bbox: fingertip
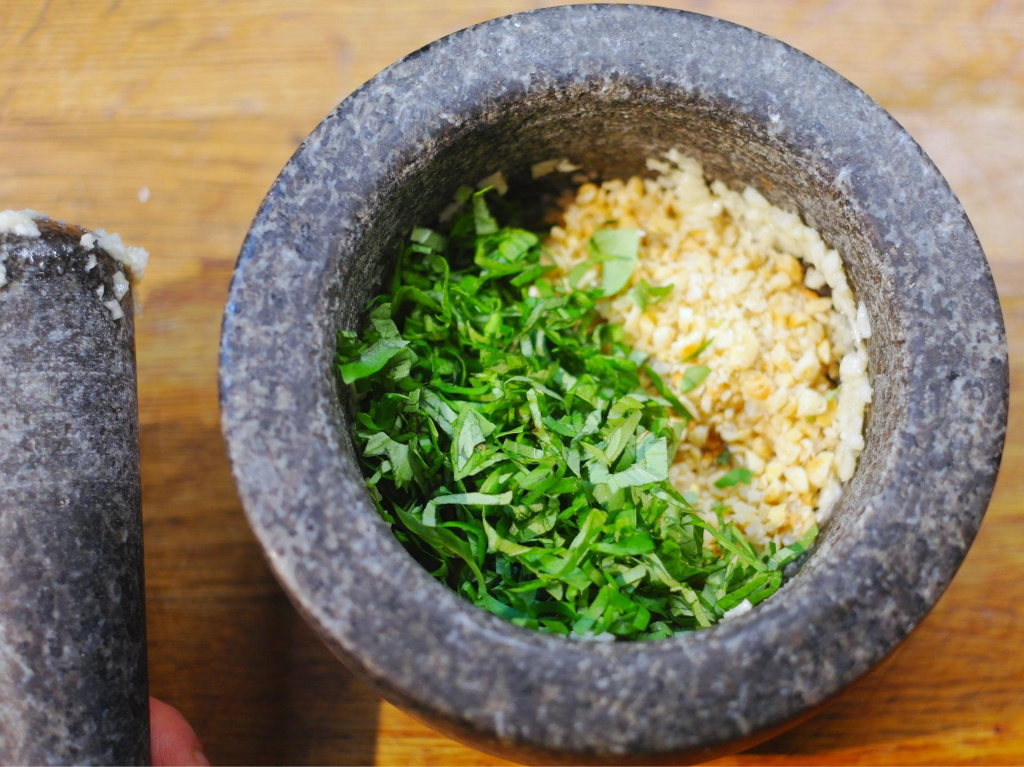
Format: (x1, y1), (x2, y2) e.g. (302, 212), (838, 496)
(149, 696), (208, 766)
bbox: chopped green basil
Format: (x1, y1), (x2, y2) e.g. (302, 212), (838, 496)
(682, 337), (713, 362)
(681, 365), (711, 393)
(714, 467), (756, 489)
(630, 279), (674, 311)
(568, 227), (641, 296)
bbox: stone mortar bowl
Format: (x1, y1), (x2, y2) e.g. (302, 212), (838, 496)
(219, 5), (1008, 764)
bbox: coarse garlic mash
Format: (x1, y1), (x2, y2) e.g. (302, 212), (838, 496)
(545, 152), (872, 548)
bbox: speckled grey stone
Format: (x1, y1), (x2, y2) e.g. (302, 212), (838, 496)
(219, 5), (1008, 764)
(0, 220), (149, 765)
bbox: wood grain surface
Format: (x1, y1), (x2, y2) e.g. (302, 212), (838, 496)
(2, 1), (1022, 764)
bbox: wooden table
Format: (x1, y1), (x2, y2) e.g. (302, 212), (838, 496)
(2, 1), (1021, 764)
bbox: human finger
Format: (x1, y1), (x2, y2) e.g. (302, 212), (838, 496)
(149, 696), (209, 766)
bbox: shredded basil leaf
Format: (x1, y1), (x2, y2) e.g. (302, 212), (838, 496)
(682, 337), (713, 362)
(714, 467), (756, 488)
(568, 227), (641, 296)
(681, 365), (711, 393)
(630, 279), (674, 311)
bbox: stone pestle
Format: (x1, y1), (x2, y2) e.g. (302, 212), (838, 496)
(0, 213), (150, 765)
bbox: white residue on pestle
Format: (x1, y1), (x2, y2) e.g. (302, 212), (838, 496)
(0, 210), (42, 238)
(103, 300), (124, 320)
(88, 229), (149, 280)
(2, 210), (148, 319)
(112, 271), (130, 300)
(90, 230), (148, 318)
(0, 210), (43, 288)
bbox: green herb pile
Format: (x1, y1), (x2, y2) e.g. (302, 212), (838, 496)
(337, 190), (815, 639)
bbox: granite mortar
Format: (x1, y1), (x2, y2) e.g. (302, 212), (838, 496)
(219, 6), (1008, 763)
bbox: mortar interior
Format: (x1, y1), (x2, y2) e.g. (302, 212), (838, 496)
(321, 89), (898, 594)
